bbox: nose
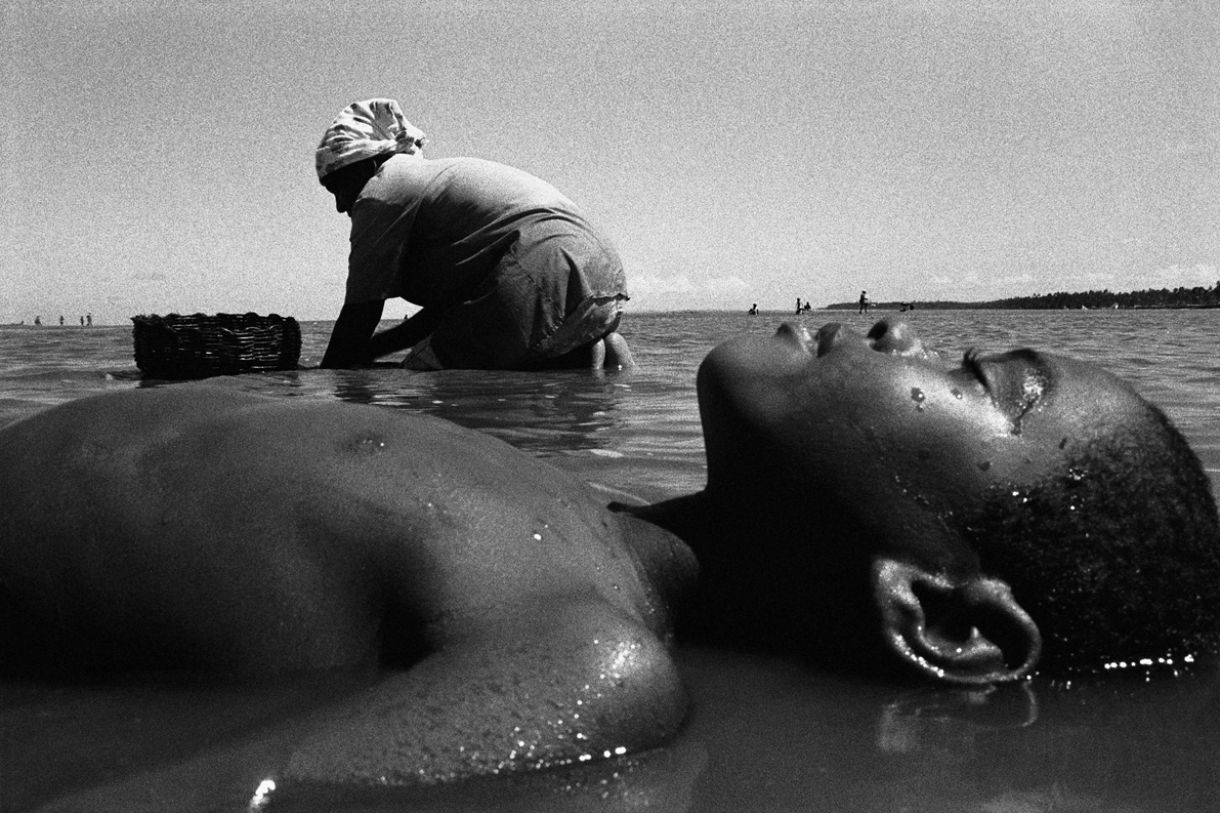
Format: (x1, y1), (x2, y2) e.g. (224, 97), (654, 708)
(867, 319), (933, 359)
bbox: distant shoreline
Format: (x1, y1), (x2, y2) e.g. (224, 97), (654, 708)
(5, 292), (1216, 328)
(825, 284), (1219, 312)
(824, 302), (1220, 311)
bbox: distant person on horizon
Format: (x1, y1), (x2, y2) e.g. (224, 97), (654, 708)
(859, 291), (869, 314)
(749, 303), (759, 315)
(315, 98), (633, 371)
(795, 298), (802, 315)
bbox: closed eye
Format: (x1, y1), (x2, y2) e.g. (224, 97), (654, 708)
(961, 349), (1051, 432)
(963, 348), (987, 387)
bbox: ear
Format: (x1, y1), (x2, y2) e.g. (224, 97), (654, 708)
(872, 557), (1042, 685)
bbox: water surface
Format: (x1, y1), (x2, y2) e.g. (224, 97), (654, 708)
(1, 309), (1217, 812)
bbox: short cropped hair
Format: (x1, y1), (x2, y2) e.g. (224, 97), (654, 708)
(965, 403), (1220, 675)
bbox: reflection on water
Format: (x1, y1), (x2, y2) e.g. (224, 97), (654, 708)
(875, 682), (1040, 756)
(1, 310), (1218, 811)
(325, 367), (633, 455)
(7, 653), (1217, 812)
(676, 649), (1220, 813)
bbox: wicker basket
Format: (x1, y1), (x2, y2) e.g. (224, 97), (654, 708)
(132, 312), (301, 379)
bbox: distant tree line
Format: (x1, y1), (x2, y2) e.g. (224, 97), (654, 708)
(827, 282), (1219, 311)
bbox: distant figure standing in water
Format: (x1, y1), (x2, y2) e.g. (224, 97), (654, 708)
(795, 298), (803, 315)
(859, 291), (869, 314)
(748, 303), (759, 315)
(316, 98), (633, 371)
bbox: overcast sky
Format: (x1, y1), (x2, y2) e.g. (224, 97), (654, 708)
(2, 0), (1216, 323)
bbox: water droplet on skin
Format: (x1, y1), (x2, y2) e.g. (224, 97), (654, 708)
(910, 387), (926, 410)
(950, 388), (963, 399)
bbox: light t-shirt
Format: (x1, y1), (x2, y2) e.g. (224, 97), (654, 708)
(344, 155), (623, 308)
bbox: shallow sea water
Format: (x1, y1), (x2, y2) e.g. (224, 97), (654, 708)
(1, 309), (1218, 812)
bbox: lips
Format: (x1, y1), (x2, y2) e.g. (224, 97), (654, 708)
(775, 322), (815, 355)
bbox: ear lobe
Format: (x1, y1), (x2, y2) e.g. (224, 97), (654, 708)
(872, 557), (1042, 685)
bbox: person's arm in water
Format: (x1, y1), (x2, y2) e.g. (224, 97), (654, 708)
(321, 301), (383, 368)
(321, 301), (444, 368)
(368, 307), (443, 359)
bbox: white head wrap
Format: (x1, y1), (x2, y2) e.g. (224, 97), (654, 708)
(316, 98), (427, 181)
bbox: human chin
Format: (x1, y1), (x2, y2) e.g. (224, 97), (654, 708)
(697, 331), (819, 444)
(702, 325), (816, 381)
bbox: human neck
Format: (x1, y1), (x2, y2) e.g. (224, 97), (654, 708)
(627, 488), (802, 563)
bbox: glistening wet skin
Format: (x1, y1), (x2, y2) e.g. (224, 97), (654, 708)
(962, 348), (1052, 434)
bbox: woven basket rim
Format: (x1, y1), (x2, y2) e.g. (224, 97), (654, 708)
(132, 312), (301, 379)
(131, 311), (298, 323)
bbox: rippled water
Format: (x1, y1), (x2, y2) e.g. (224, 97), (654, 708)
(1, 309), (1218, 812)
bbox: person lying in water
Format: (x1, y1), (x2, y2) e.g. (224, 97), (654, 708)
(0, 319), (1216, 789)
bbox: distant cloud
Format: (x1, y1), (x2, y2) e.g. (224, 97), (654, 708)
(630, 273), (751, 296)
(1148, 263), (1218, 288)
(1167, 140), (1214, 158)
(628, 273), (752, 310)
(928, 275), (967, 286)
